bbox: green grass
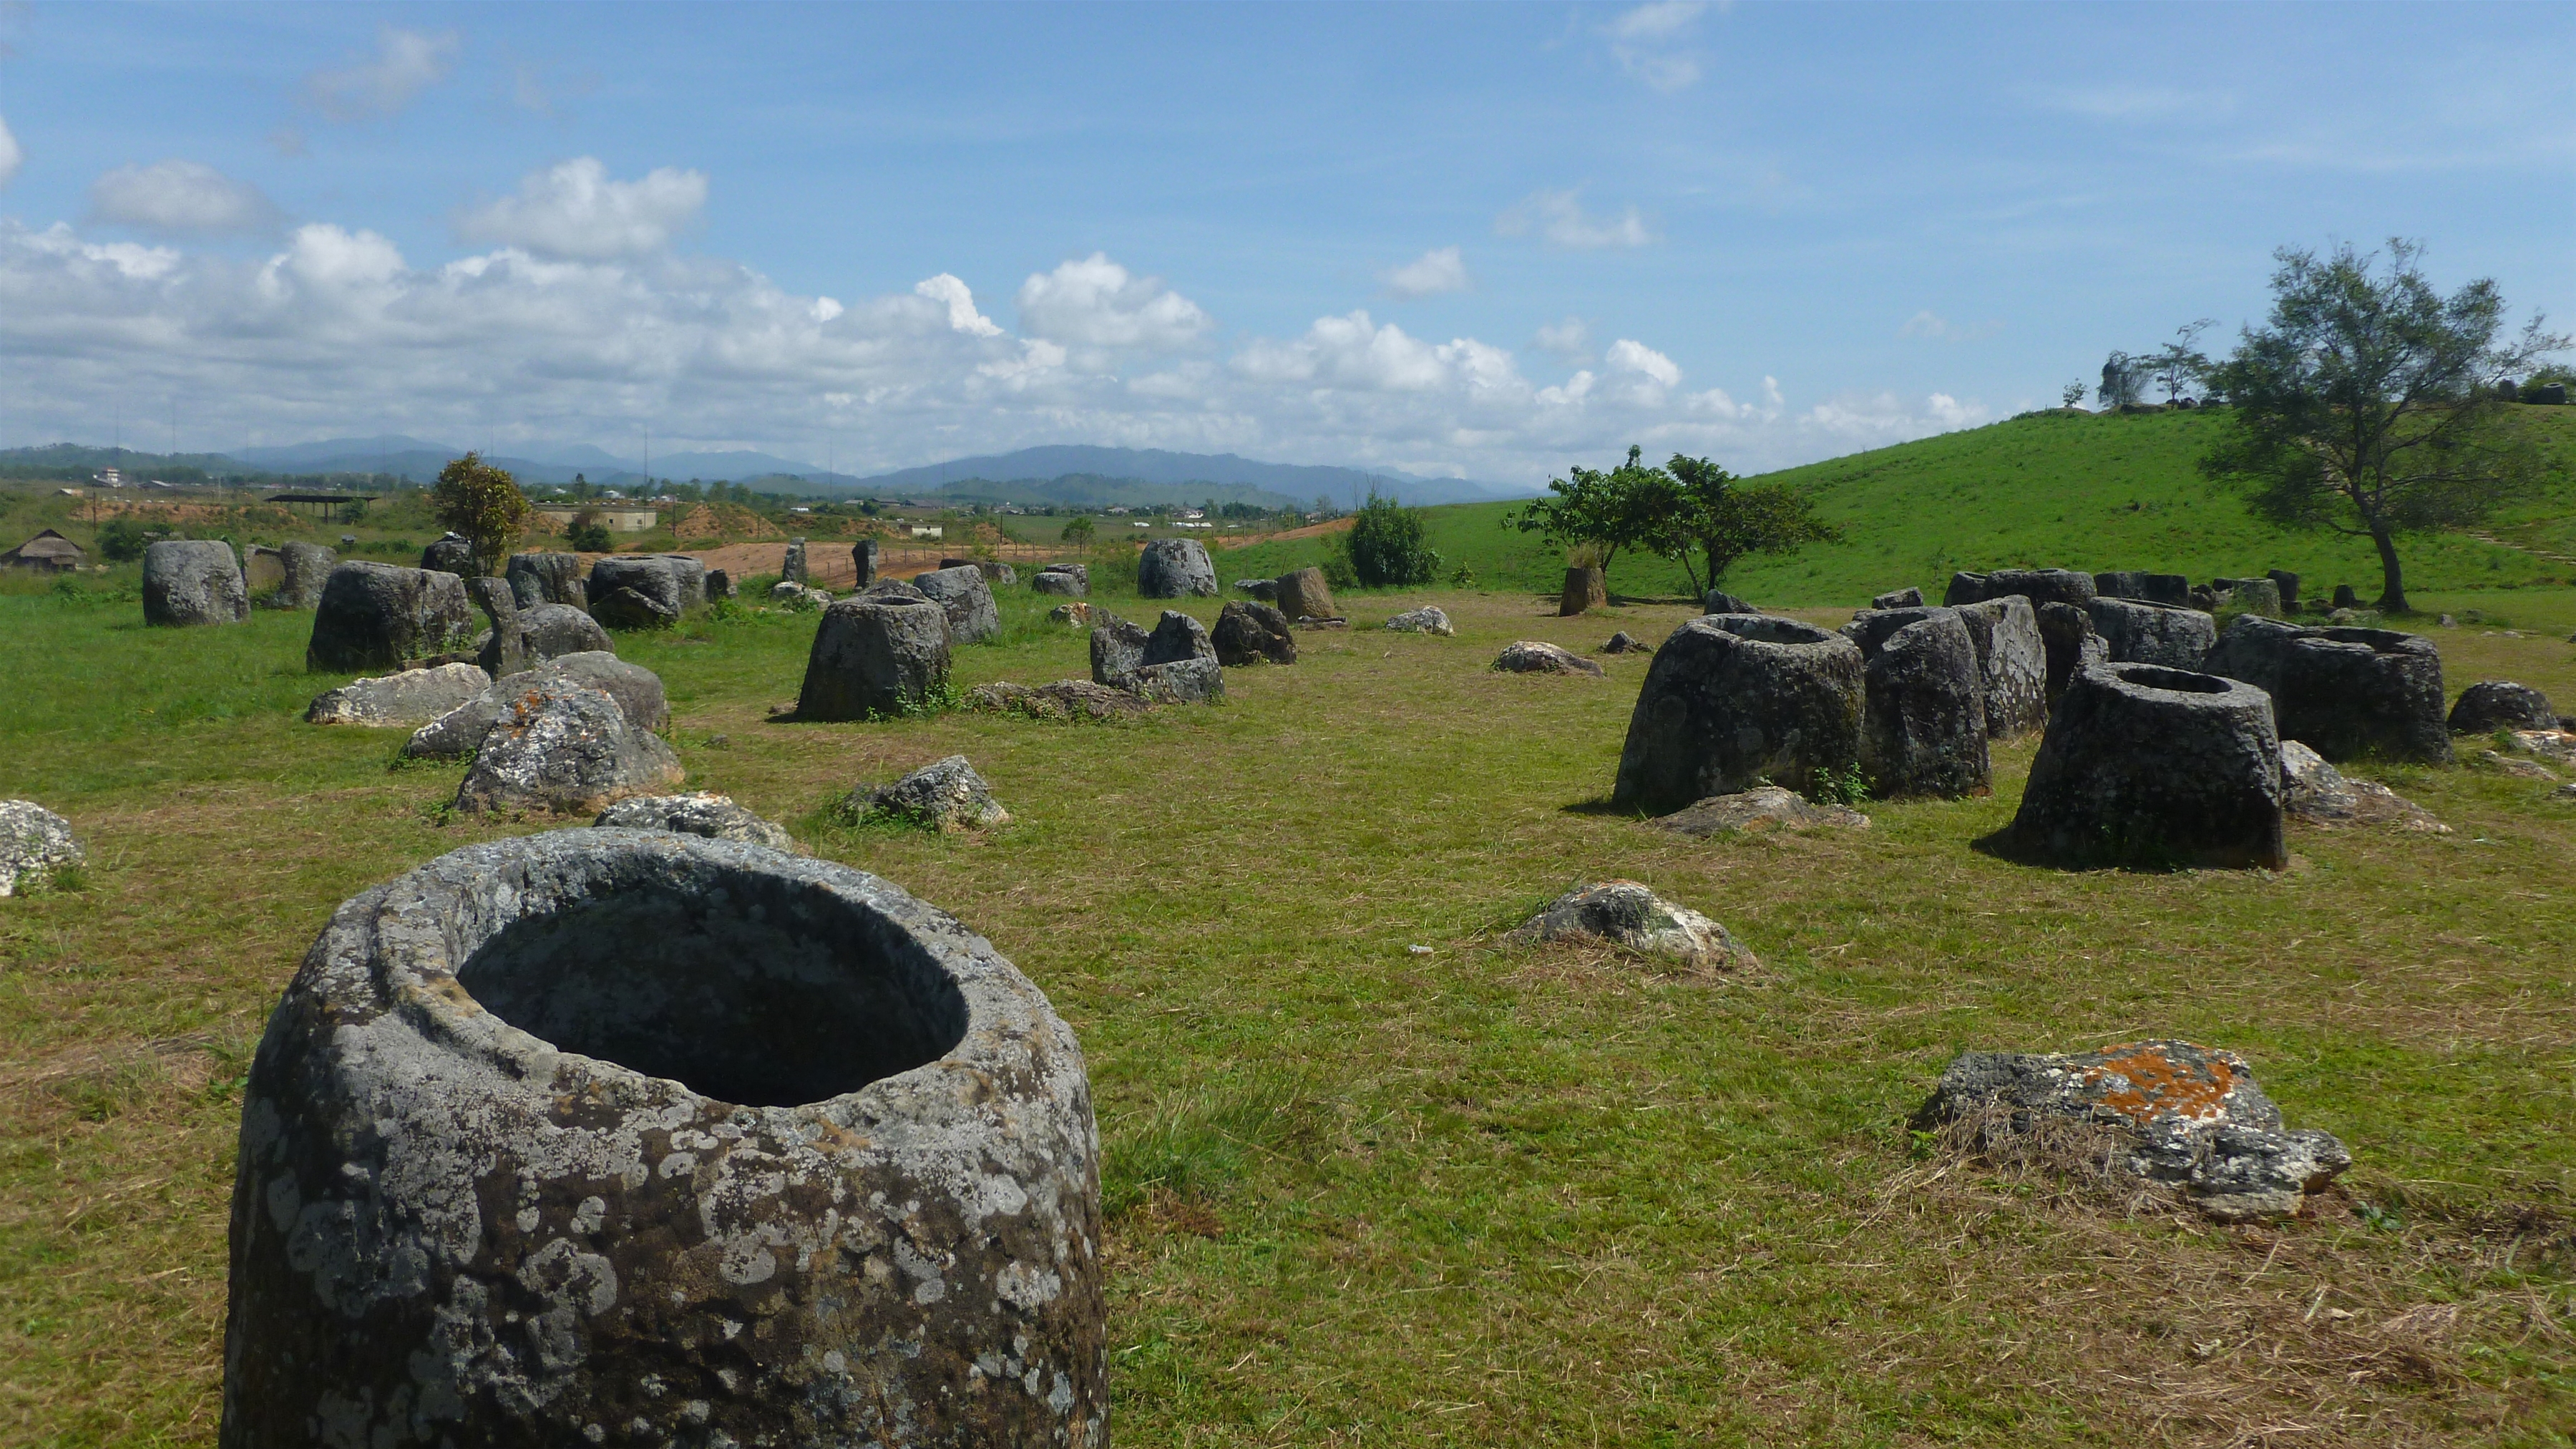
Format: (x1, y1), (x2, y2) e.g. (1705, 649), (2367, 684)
(4, 571), (2575, 1445)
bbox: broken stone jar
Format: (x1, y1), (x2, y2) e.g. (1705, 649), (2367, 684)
(222, 829), (1104, 1448)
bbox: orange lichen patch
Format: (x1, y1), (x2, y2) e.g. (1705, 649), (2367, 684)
(2080, 1043), (2238, 1126)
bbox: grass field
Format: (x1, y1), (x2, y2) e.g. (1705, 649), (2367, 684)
(4, 563), (2575, 1445)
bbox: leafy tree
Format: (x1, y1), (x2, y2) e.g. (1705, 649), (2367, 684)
(95, 517), (160, 562)
(2060, 381), (2088, 409)
(431, 452), (532, 574)
(1060, 514), (1097, 546)
(1343, 489), (1442, 587)
(1503, 445), (1675, 577)
(2202, 239), (2567, 613)
(2145, 319), (2217, 403)
(2097, 351), (2145, 408)
(565, 509), (613, 553)
(1658, 454), (1842, 597)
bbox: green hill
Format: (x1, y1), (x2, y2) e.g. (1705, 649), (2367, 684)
(1216, 405), (2576, 609)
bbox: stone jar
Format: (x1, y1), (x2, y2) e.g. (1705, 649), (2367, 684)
(2084, 596), (2216, 670)
(308, 562), (475, 671)
(1845, 608), (1989, 798)
(220, 830), (1104, 1448)
(2273, 627), (2451, 764)
(1136, 538), (1219, 598)
(507, 552), (587, 610)
(798, 596), (952, 721)
(277, 542), (339, 610)
(1951, 596), (2048, 738)
(912, 565), (1001, 645)
(2008, 663), (2286, 869)
(144, 540), (250, 626)
(1272, 565), (1337, 623)
(1612, 615), (1865, 815)
(1558, 566), (1607, 618)
(852, 538), (881, 590)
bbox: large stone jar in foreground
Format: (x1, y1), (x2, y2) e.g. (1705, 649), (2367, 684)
(2008, 662), (2285, 869)
(222, 831), (1104, 1448)
(1613, 615), (1865, 815)
(799, 595), (952, 721)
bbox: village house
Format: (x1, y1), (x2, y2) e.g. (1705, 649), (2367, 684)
(1, 529), (87, 571)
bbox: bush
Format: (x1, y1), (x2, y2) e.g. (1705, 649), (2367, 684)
(1343, 492), (1441, 587)
(564, 513), (613, 552)
(95, 517), (161, 562)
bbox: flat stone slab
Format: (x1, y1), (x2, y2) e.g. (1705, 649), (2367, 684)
(1385, 606), (1454, 636)
(0, 800), (84, 897)
(968, 680), (1153, 722)
(304, 662), (493, 727)
(1652, 786), (1870, 836)
(1494, 640), (1603, 675)
(1508, 880), (1756, 970)
(847, 755), (1012, 831)
(594, 792), (796, 852)
(2281, 741), (2449, 832)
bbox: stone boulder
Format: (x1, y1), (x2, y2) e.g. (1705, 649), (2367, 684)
(1612, 615), (1865, 814)
(1559, 566), (1607, 617)
(914, 565), (1002, 645)
(2215, 577), (2284, 616)
(2281, 740), (2448, 832)
(0, 800), (84, 897)
(496, 603), (611, 672)
(405, 654), (669, 760)
(1702, 589), (1755, 615)
(2034, 600), (2107, 702)
(1953, 597), (2049, 738)
(846, 755), (1012, 830)
(1986, 567), (2098, 608)
(2267, 569), (2301, 612)
(1508, 881), (1756, 970)
(968, 680), (1153, 722)
(595, 791), (796, 852)
(1032, 567), (1086, 597)
(1043, 562), (1088, 589)
(704, 569), (735, 600)
(2199, 613), (2308, 699)
(1143, 609), (1216, 665)
(588, 555), (705, 619)
(1234, 577), (1278, 602)
(1494, 640), (1605, 676)
(588, 585), (678, 630)
(770, 578), (810, 605)
(2271, 628), (2452, 763)
(452, 680), (684, 815)
(1129, 657), (1225, 705)
(1846, 609), (1989, 798)
(142, 540), (249, 626)
(420, 532), (475, 576)
(1600, 630), (1649, 653)
(244, 545), (288, 597)
(220, 831), (1102, 1448)
(2448, 680), (2556, 735)
(852, 537), (880, 588)
(783, 539), (809, 585)
(1650, 786), (1869, 836)
(2331, 584), (2361, 610)
(1090, 613), (1151, 686)
(275, 542), (337, 610)
(1213, 601), (1297, 665)
(1385, 606), (1454, 636)
(2092, 571), (2192, 608)
(1919, 1041), (2349, 1221)
(2007, 663), (2285, 869)
(2084, 596), (2216, 670)
(1048, 601), (1096, 628)
(305, 663), (493, 727)
(506, 552), (587, 610)
(861, 577), (927, 602)
(796, 596), (952, 722)
(1138, 538), (1219, 598)
(1943, 571), (1990, 607)
(1870, 586), (1924, 610)
(307, 562), (476, 672)
(1272, 565), (1337, 621)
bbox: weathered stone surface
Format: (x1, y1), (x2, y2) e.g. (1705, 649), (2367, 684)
(1234, 577), (1278, 602)
(796, 597), (952, 722)
(420, 532), (475, 576)
(452, 681), (684, 814)
(1031, 568), (1086, 597)
(1558, 566), (1606, 617)
(1702, 590), (1755, 615)
(2266, 569), (2301, 611)
(2479, 750), (2558, 780)
(860, 577), (927, 602)
(2200, 613), (2308, 700)
(0, 800), (84, 897)
(1494, 640), (1606, 676)
(220, 830), (1102, 1448)
(1652, 786), (1869, 836)
(1920, 1040), (2350, 1220)
(1385, 606), (1454, 636)
(1983, 567), (2097, 609)
(2273, 628), (2451, 763)
(1953, 597), (2049, 738)
(1089, 614), (1151, 686)
(1508, 880), (1756, 970)
(968, 680), (1152, 722)
(782, 539), (809, 585)
(852, 538), (880, 589)
(1038, 562), (1084, 590)
(405, 654), (670, 760)
(2281, 740), (2449, 832)
(2511, 728), (2576, 765)
(848, 755), (1012, 829)
(276, 542), (337, 610)
(1214, 601), (1298, 665)
(2331, 584), (2361, 610)
(308, 562), (477, 672)
(2034, 600), (2107, 702)
(2084, 596), (2216, 670)
(703, 569), (736, 600)
(2092, 571), (2192, 607)
(143, 540), (249, 626)
(975, 560), (1018, 587)
(1850, 610), (1990, 798)
(1143, 609), (1216, 666)
(770, 578), (808, 604)
(1600, 630), (1649, 653)
(2449, 680), (2556, 734)
(506, 552), (587, 610)
(1943, 571), (1989, 607)
(1047, 601), (1096, 628)
(594, 791), (795, 852)
(914, 565), (1001, 645)
(1272, 565), (1337, 622)
(1131, 656), (1226, 705)
(245, 545), (289, 596)
(1613, 615), (1865, 814)
(588, 586), (678, 630)
(306, 663), (493, 727)
(2216, 577), (2284, 616)
(469, 577), (531, 678)
(588, 556), (704, 620)
(2009, 663), (2286, 869)
(1138, 538), (1219, 598)
(1871, 586), (1924, 610)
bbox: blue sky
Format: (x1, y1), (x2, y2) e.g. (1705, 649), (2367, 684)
(0, 2), (2567, 484)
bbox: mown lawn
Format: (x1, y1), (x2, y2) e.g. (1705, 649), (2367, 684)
(3, 576), (2573, 1446)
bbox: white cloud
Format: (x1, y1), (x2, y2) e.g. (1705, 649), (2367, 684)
(1380, 245), (1470, 299)
(1533, 317), (1591, 364)
(1605, 1), (1706, 92)
(1897, 310), (2003, 342)
(1496, 188), (1657, 250)
(1604, 338), (1682, 389)
(1016, 253), (1211, 349)
(0, 114), (21, 190)
(1800, 390), (1991, 446)
(914, 273), (1002, 336)
(89, 160), (284, 236)
(456, 158), (708, 260)
(308, 26), (459, 122)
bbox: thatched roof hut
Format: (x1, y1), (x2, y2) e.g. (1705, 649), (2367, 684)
(2, 530), (85, 571)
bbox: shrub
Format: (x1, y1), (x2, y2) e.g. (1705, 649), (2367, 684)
(96, 517), (160, 562)
(1343, 492), (1441, 587)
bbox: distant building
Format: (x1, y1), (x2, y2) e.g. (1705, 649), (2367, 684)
(3, 529), (86, 571)
(92, 467), (126, 488)
(536, 507), (658, 533)
(908, 524), (945, 540)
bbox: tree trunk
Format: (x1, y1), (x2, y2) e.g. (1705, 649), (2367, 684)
(2370, 525), (2408, 613)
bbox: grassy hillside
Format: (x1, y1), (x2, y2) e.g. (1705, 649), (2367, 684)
(1218, 405), (2576, 609)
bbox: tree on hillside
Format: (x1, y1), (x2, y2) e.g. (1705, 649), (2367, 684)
(2202, 239), (2567, 613)
(2098, 352), (2146, 408)
(1061, 514), (1096, 546)
(1503, 445), (1677, 578)
(1344, 489), (1442, 587)
(2146, 319), (2217, 403)
(431, 452), (532, 575)
(1658, 454), (1842, 598)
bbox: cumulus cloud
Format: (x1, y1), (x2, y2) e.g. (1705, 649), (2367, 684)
(1605, 1), (1706, 92)
(89, 160), (284, 236)
(308, 26), (459, 122)
(0, 114), (21, 190)
(1016, 253), (1211, 349)
(1380, 245), (1470, 299)
(456, 157), (708, 260)
(1604, 338), (1682, 388)
(1496, 188), (1657, 250)
(1533, 316), (1591, 364)
(914, 273), (1002, 336)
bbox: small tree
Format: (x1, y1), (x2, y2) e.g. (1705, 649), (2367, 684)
(1503, 445), (1674, 578)
(2060, 381), (2088, 409)
(1061, 514), (1096, 547)
(2202, 239), (2567, 613)
(2145, 319), (2217, 404)
(2097, 352), (2146, 408)
(1343, 489), (1441, 587)
(1658, 455), (1841, 597)
(565, 509), (613, 553)
(431, 452), (532, 575)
